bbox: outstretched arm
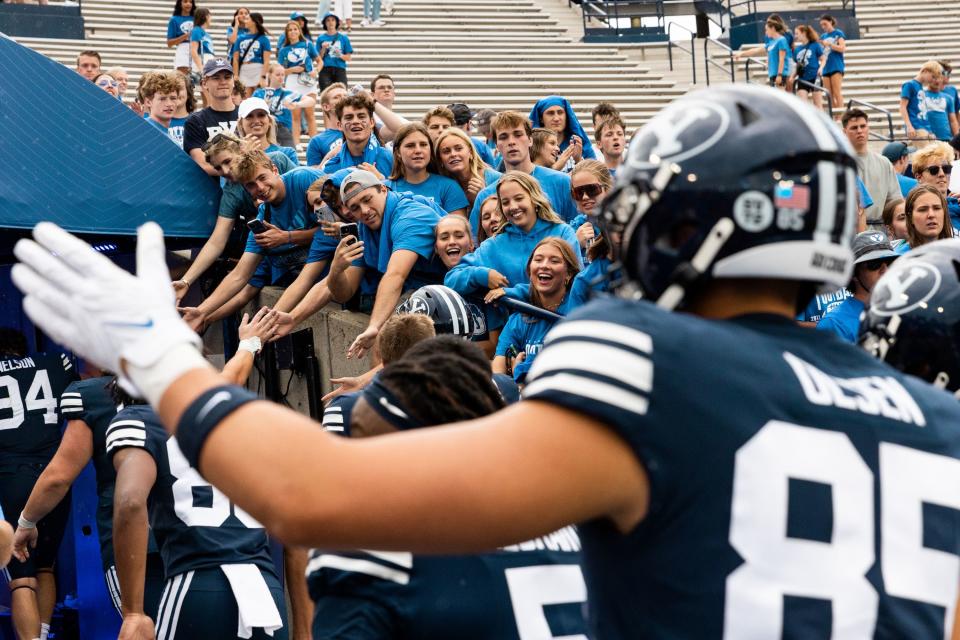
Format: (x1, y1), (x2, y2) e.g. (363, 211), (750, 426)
(112, 448), (157, 634)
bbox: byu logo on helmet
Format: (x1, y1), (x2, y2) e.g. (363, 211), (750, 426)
(629, 100), (730, 169)
(407, 297), (430, 315)
(870, 263), (942, 316)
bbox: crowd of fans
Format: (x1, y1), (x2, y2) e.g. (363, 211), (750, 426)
(4, 4), (960, 639)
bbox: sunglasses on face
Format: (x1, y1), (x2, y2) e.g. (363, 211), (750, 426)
(572, 183), (604, 200)
(97, 79), (118, 88)
(925, 164), (953, 176)
(862, 259), (891, 272)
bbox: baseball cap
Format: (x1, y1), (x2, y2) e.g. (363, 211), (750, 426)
(881, 141), (916, 163)
(238, 97), (271, 119)
(290, 10), (306, 19)
(341, 169), (383, 202)
(448, 103), (473, 126)
(852, 231), (899, 265)
(202, 57), (233, 78)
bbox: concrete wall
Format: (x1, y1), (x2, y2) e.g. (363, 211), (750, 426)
(251, 287), (374, 416)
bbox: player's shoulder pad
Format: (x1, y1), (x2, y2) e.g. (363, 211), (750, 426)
(106, 405), (162, 456)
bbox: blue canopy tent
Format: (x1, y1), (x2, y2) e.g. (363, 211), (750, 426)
(0, 34), (222, 639)
(0, 33), (220, 248)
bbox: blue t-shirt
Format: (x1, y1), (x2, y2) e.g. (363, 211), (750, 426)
(901, 79), (928, 131)
(166, 15), (193, 41)
(921, 90), (956, 140)
(896, 173), (918, 198)
(265, 144), (300, 166)
(469, 165), (576, 234)
(856, 176), (874, 210)
(569, 256), (618, 307)
(796, 288), (852, 323)
(765, 36), (790, 78)
(321, 137), (393, 176)
(226, 25), (248, 41)
(820, 29), (846, 75)
(815, 296), (865, 343)
(482, 167), (502, 186)
(944, 85), (960, 115)
(233, 33), (272, 64)
(306, 129), (344, 166)
(278, 42), (314, 72)
(252, 86), (299, 130)
(189, 25), (214, 56)
(147, 118), (181, 147)
(386, 174), (469, 213)
(356, 192), (445, 290)
(315, 32), (353, 69)
(496, 292), (579, 382)
(244, 168), (323, 257)
(471, 137), (497, 167)
(167, 116), (187, 149)
(793, 42), (823, 83)
(307, 230), (339, 265)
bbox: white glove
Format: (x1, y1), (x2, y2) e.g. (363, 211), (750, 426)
(11, 222), (210, 405)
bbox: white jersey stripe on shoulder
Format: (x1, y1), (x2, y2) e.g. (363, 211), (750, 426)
(545, 320), (652, 354)
(362, 550), (414, 569)
(60, 392), (81, 398)
(306, 554), (410, 585)
(60, 399), (83, 407)
(61, 407), (84, 414)
(324, 426), (345, 433)
(165, 570), (193, 640)
(107, 420), (147, 433)
(324, 406), (343, 414)
(524, 372), (650, 417)
(322, 413), (344, 425)
(107, 427), (148, 443)
(106, 437), (147, 453)
(529, 341), (653, 394)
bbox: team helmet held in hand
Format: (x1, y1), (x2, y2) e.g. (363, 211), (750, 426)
(599, 84), (859, 310)
(860, 238), (960, 395)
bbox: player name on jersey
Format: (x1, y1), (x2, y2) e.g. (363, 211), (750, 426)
(0, 356), (36, 372)
(784, 352), (926, 426)
(501, 526), (581, 553)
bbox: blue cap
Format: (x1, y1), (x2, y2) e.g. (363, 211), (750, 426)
(290, 10), (306, 20)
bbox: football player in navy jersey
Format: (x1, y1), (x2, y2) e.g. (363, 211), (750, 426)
(107, 401), (287, 640)
(311, 337), (587, 639)
(10, 373), (167, 621)
(0, 328), (77, 640)
(15, 85), (960, 639)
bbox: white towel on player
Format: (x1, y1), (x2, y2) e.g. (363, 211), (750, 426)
(221, 563), (283, 638)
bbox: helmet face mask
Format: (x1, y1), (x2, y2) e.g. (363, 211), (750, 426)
(601, 85), (858, 310)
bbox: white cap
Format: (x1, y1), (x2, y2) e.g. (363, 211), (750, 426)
(238, 97), (271, 120)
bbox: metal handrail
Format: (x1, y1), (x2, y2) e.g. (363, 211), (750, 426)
(795, 78), (834, 119)
(846, 97), (895, 141)
(741, 54), (768, 84)
(666, 21), (697, 84)
(703, 36), (736, 85)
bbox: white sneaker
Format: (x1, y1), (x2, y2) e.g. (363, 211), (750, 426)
(360, 18), (371, 27)
(372, 19), (386, 26)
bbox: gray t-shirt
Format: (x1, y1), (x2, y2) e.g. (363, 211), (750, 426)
(856, 151), (901, 225)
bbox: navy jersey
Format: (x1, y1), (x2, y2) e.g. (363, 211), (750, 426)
(106, 406), (274, 579)
(60, 376), (122, 570)
(307, 527), (587, 639)
(0, 352), (77, 466)
(523, 297), (960, 639)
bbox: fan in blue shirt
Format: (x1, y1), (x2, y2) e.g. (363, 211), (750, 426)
(385, 124), (469, 215)
(818, 20), (846, 76)
(320, 95), (392, 175)
(188, 10), (214, 75)
(490, 237), (582, 383)
(529, 96), (596, 166)
(166, 2), (194, 72)
(817, 231), (898, 343)
(921, 76), (958, 141)
(328, 170), (446, 360)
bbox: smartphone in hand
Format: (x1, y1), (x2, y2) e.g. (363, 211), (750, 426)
(247, 219), (268, 234)
(339, 222), (360, 244)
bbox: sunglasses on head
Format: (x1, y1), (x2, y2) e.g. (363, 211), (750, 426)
(201, 132), (242, 151)
(925, 164), (953, 176)
(572, 183), (604, 200)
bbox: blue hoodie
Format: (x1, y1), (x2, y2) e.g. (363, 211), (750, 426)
(445, 218), (581, 329)
(529, 96), (597, 161)
(468, 166), (577, 234)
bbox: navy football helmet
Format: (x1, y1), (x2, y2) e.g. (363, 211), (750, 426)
(599, 84), (858, 309)
(860, 239), (960, 395)
(396, 285), (478, 338)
